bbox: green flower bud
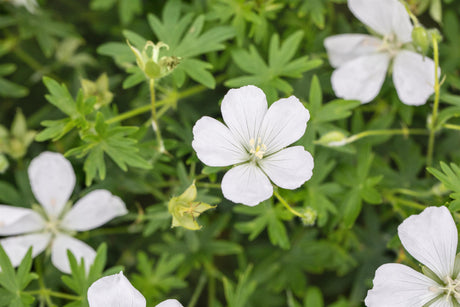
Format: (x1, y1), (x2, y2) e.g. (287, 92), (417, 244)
(300, 207), (317, 226)
(0, 154), (9, 173)
(168, 182), (215, 230)
(412, 26), (430, 55)
(317, 131), (347, 147)
(81, 73), (114, 109)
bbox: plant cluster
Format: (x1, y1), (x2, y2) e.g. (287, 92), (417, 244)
(1, 0), (460, 306)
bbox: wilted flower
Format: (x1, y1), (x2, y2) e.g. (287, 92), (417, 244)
(365, 206), (460, 306)
(192, 85), (314, 206)
(0, 152), (127, 274)
(127, 40), (180, 80)
(87, 271), (183, 307)
(324, 0), (437, 105)
(168, 181), (215, 230)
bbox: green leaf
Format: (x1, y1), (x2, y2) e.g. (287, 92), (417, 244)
(226, 31), (322, 100)
(304, 287), (324, 307)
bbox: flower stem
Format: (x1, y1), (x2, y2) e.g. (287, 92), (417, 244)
(443, 123), (460, 131)
(187, 272), (207, 307)
(149, 78), (166, 153)
(427, 35), (441, 167)
(315, 128), (427, 146)
(273, 190), (304, 218)
(105, 82), (208, 125)
(26, 289), (81, 301)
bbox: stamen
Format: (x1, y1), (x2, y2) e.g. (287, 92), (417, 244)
(249, 138), (267, 160)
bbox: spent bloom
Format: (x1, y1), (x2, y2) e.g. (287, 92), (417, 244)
(365, 206), (460, 306)
(324, 0), (437, 105)
(87, 271), (183, 307)
(192, 85), (314, 206)
(0, 152), (127, 274)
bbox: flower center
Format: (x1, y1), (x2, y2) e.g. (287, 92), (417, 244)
(379, 33), (402, 57)
(249, 138), (267, 160)
(432, 276), (460, 301)
(44, 219), (60, 235)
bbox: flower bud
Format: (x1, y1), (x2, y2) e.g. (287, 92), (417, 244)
(168, 182), (215, 230)
(0, 154), (9, 173)
(301, 207), (317, 226)
(412, 26), (430, 55)
(317, 131), (348, 147)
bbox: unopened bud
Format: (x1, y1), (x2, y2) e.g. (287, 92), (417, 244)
(317, 131), (348, 147)
(412, 26), (430, 55)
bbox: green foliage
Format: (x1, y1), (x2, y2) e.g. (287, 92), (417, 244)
(0, 247), (36, 307)
(226, 31), (322, 100)
(428, 162), (460, 210)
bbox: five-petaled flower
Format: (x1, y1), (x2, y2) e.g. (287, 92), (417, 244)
(0, 151), (127, 274)
(324, 0), (437, 105)
(192, 85), (314, 206)
(87, 271), (183, 307)
(365, 206), (460, 306)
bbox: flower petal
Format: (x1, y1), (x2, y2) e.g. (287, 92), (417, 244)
(0, 205), (45, 235)
(61, 190), (127, 232)
(259, 146), (314, 190)
(155, 299), (184, 307)
(192, 116), (248, 167)
(221, 85), (268, 147)
(221, 163), (273, 206)
(364, 263), (441, 307)
(88, 272), (146, 307)
(324, 34), (382, 68)
(28, 152), (76, 218)
(348, 0), (413, 43)
(393, 50), (437, 106)
(258, 96), (309, 154)
(331, 53), (390, 104)
(51, 234), (96, 274)
(398, 206), (457, 281)
(0, 233), (51, 267)
(429, 299), (455, 307)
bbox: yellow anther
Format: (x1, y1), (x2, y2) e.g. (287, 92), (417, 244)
(249, 138), (267, 160)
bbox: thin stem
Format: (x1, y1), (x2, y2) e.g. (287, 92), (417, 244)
(273, 190), (304, 218)
(105, 82), (208, 125)
(316, 128), (427, 146)
(149, 78), (165, 153)
(187, 272), (207, 307)
(427, 36), (441, 167)
(443, 123), (460, 131)
(26, 290), (81, 301)
(35, 258), (55, 306)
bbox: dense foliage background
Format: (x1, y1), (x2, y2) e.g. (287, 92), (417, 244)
(1, 0), (460, 306)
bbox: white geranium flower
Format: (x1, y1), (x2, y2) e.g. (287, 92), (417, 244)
(6, 0), (38, 13)
(0, 152), (127, 274)
(365, 206), (460, 307)
(324, 0), (437, 105)
(87, 272), (183, 307)
(192, 85), (314, 206)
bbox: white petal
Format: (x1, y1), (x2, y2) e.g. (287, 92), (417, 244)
(51, 234), (96, 274)
(348, 0), (413, 43)
(221, 163), (273, 206)
(393, 51), (437, 106)
(364, 263), (441, 307)
(0, 233), (51, 267)
(430, 299), (455, 307)
(28, 152), (76, 219)
(331, 53), (390, 104)
(398, 206), (457, 281)
(0, 205), (45, 235)
(324, 34), (382, 68)
(88, 272), (146, 307)
(259, 146), (314, 190)
(258, 96), (309, 154)
(155, 299), (184, 307)
(221, 85), (268, 147)
(61, 190), (127, 232)
(192, 116), (248, 167)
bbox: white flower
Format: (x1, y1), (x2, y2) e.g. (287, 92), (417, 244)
(192, 85), (314, 206)
(0, 152), (127, 274)
(87, 272), (183, 307)
(324, 0), (437, 106)
(365, 206), (460, 307)
(6, 0), (38, 13)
